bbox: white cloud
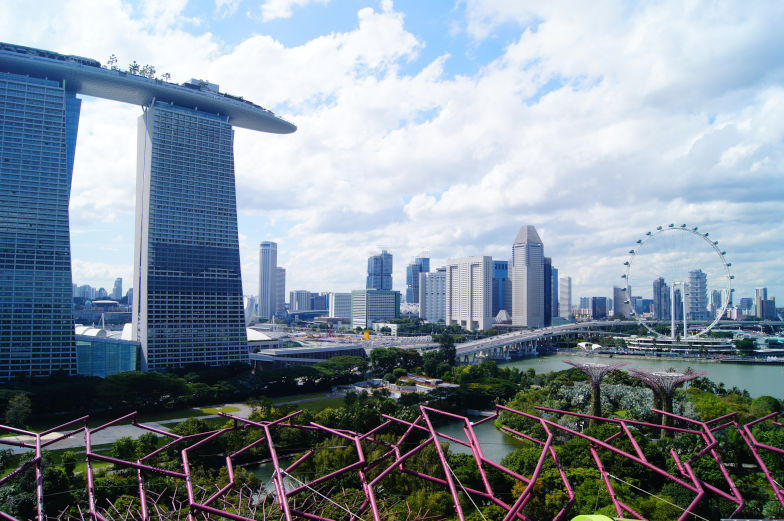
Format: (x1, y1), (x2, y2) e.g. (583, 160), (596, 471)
(259, 0), (332, 22)
(4, 0), (784, 301)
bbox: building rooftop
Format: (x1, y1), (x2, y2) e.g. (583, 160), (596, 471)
(514, 225), (542, 245)
(0, 41), (296, 134)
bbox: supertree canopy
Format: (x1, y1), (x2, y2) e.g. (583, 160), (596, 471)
(628, 368), (706, 437)
(563, 361), (627, 424)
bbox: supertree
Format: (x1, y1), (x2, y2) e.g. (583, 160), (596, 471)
(628, 368), (706, 437)
(563, 361), (627, 425)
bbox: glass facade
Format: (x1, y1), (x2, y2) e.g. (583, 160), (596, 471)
(405, 256), (429, 303)
(0, 72), (80, 379)
(133, 102), (248, 370)
(76, 336), (139, 378)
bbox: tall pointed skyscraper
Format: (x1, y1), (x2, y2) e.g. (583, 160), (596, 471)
(511, 225), (545, 328)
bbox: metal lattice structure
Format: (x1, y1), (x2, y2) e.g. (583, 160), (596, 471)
(628, 368), (706, 436)
(1, 404), (783, 521)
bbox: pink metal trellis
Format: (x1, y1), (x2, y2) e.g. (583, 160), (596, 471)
(1, 405), (782, 521)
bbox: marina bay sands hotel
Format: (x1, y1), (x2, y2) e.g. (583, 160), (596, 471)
(0, 42), (296, 379)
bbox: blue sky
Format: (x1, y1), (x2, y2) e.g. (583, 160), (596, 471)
(2, 0), (783, 305)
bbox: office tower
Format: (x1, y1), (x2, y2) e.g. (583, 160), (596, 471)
(405, 256), (430, 303)
(310, 292), (328, 310)
(351, 290), (400, 329)
(419, 268), (447, 323)
(289, 290), (312, 311)
(558, 276), (572, 319)
(275, 267), (286, 314)
(672, 288), (683, 321)
(445, 256), (493, 331)
(511, 225), (545, 328)
(491, 260), (512, 316)
(686, 269), (708, 321)
(0, 71), (80, 379)
(367, 250), (393, 291)
(258, 241), (278, 320)
(132, 102), (248, 370)
(755, 288), (776, 319)
(329, 293), (352, 319)
(551, 266), (559, 319)
(97, 288), (108, 299)
(590, 297), (607, 319)
(543, 258), (553, 326)
(112, 278), (123, 300)
(653, 277), (670, 320)
(710, 290), (722, 318)
(126, 288), (133, 304)
(738, 297), (754, 315)
(613, 286), (630, 317)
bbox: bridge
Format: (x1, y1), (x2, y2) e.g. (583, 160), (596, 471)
(455, 321), (639, 363)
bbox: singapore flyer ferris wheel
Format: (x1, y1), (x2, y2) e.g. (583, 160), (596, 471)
(623, 224), (734, 339)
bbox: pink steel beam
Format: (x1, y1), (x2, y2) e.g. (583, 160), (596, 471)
(740, 412), (784, 508)
(0, 416), (89, 521)
(519, 405), (744, 519)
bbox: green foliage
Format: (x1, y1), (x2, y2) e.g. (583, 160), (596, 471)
(4, 393), (31, 427)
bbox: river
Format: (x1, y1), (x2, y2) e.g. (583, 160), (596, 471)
(500, 354), (784, 399)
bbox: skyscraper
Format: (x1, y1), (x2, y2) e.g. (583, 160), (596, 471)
(405, 256), (430, 303)
(653, 277), (670, 320)
(543, 258), (553, 327)
(132, 102), (248, 370)
(558, 276), (572, 319)
(613, 286), (631, 317)
(686, 269), (708, 321)
(367, 250), (393, 291)
(511, 225), (545, 328)
(0, 71), (80, 379)
(258, 241), (278, 320)
(445, 256), (493, 330)
(275, 267), (286, 314)
(551, 265), (559, 320)
(590, 297), (607, 319)
(112, 277), (123, 300)
(491, 260), (512, 316)
(2, 42), (295, 378)
(419, 268), (447, 323)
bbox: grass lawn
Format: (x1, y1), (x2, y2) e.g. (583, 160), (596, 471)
(198, 405), (241, 415)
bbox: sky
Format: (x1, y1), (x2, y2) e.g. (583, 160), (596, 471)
(2, 0), (783, 304)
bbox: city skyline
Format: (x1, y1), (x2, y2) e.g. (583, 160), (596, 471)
(5, 1), (784, 300)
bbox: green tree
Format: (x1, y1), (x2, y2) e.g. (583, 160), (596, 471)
(4, 393), (31, 428)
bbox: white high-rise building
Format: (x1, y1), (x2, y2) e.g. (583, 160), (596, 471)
(112, 277), (123, 300)
(258, 241), (277, 320)
(419, 267), (446, 323)
(445, 256), (493, 331)
(511, 225), (544, 328)
(687, 269), (708, 321)
(559, 276), (572, 319)
(329, 292), (352, 319)
(275, 267), (286, 314)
